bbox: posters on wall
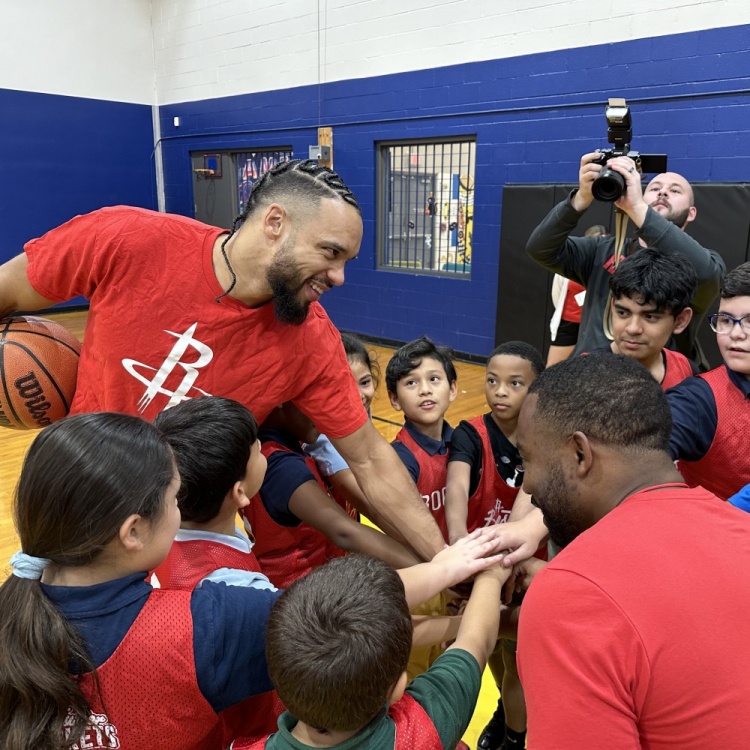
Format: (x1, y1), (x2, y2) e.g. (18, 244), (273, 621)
(236, 150), (293, 211)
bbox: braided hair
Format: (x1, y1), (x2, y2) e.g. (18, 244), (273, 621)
(217, 160), (360, 301)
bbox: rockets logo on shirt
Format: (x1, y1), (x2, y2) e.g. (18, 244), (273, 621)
(63, 710), (120, 749)
(483, 499), (511, 527)
(122, 322), (214, 413)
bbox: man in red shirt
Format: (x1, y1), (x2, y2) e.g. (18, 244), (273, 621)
(513, 353), (750, 750)
(0, 160), (444, 560)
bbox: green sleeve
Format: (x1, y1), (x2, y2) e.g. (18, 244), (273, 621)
(406, 649), (482, 749)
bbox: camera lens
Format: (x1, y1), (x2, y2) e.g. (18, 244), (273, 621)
(592, 168), (625, 202)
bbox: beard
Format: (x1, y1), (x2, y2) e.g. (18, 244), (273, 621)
(652, 200), (691, 229)
(665, 205), (690, 229)
(533, 460), (588, 549)
(266, 240), (309, 326)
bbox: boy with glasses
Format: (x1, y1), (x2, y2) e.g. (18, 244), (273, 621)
(667, 262), (750, 499)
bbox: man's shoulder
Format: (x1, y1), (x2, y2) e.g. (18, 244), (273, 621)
(97, 205), (218, 230)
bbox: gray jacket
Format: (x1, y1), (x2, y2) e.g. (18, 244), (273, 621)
(526, 192), (726, 366)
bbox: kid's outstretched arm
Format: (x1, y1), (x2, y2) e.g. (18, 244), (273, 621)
(445, 460), (471, 544)
(398, 528), (504, 608)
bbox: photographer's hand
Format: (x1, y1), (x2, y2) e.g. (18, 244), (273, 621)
(571, 152), (604, 212)
(610, 156), (649, 227)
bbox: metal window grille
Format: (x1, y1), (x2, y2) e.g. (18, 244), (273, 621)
(378, 139), (475, 275)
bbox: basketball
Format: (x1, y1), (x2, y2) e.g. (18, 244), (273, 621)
(0, 316), (82, 430)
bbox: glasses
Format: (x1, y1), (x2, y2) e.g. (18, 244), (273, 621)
(708, 313), (750, 335)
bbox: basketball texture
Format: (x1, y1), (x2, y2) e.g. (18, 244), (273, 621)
(0, 316), (82, 430)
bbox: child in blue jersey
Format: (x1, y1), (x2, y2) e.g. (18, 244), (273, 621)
(231, 552), (511, 750)
(446, 341), (545, 750)
(0, 412), (281, 750)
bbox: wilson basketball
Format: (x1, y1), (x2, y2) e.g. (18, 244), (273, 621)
(0, 316), (82, 430)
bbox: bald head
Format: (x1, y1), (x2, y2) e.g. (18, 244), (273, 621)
(646, 172), (694, 205)
(643, 172), (696, 229)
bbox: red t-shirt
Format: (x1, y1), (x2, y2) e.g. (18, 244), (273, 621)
(24, 207), (366, 436)
(518, 484), (750, 749)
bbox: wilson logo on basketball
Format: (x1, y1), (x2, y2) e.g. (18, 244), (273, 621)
(0, 315), (81, 429)
(13, 371), (53, 428)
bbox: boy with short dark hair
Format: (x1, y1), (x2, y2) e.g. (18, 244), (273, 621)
(385, 337), (459, 681)
(152, 396), (281, 748)
(153, 395), (275, 591)
(232, 552), (510, 750)
(445, 340), (545, 750)
(386, 336), (458, 539)
(605, 247), (698, 389)
(668, 261), (750, 500)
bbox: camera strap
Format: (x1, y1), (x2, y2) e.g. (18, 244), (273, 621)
(602, 208), (630, 340)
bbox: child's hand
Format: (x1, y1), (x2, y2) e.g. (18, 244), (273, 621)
(477, 561), (512, 587)
(431, 528), (505, 588)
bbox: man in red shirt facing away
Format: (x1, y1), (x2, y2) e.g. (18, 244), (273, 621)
(513, 353), (750, 750)
(0, 160), (444, 560)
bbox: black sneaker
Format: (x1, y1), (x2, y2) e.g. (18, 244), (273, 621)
(476, 700), (505, 750)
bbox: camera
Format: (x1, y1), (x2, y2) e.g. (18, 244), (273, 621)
(591, 98), (667, 202)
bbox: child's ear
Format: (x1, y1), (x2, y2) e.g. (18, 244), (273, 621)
(448, 380), (458, 403)
(230, 481), (251, 510)
(388, 391), (402, 412)
(387, 672), (409, 707)
(672, 307), (693, 335)
(119, 514), (147, 552)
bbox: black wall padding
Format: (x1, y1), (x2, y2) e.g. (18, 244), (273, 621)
(496, 183), (750, 369)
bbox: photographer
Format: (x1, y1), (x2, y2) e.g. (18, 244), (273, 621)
(526, 152), (725, 368)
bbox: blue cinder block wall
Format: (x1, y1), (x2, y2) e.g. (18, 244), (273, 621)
(0, 88), (157, 306)
(149, 26), (750, 352)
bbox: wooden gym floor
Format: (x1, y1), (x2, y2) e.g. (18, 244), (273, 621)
(0, 309), (500, 747)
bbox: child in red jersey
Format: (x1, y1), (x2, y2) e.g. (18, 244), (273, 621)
(668, 261), (750, 499)
(604, 247), (698, 390)
(0, 412), (280, 750)
(152, 396), (282, 747)
(385, 336), (458, 540)
(244, 402), (420, 589)
(384, 337), (458, 680)
(153, 396), (272, 592)
(231, 551), (511, 750)
(446, 341), (545, 750)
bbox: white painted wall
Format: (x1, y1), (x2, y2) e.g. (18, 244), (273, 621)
(152, 0), (750, 105)
(3, 0), (748, 106)
(0, 0), (155, 104)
